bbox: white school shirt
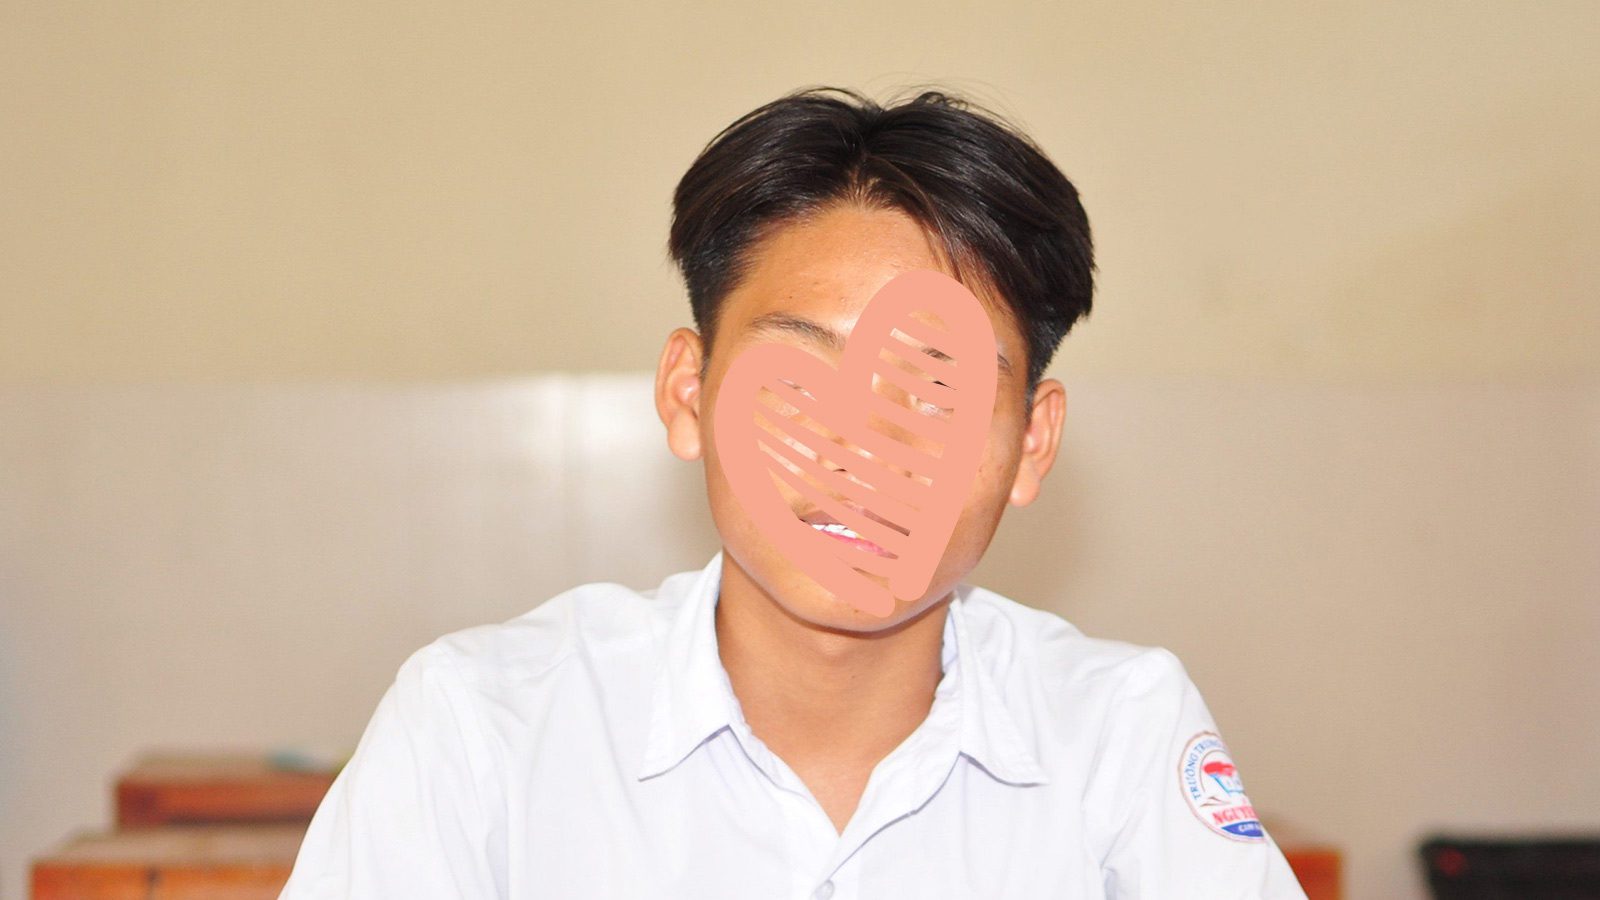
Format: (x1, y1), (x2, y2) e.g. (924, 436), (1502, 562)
(280, 551), (1306, 899)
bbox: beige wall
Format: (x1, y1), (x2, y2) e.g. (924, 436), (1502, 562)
(3, 1), (1596, 383)
(3, 3), (1597, 899)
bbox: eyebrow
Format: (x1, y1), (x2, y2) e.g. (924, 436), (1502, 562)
(745, 312), (1013, 376)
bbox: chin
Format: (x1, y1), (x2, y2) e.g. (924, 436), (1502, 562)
(735, 540), (955, 635)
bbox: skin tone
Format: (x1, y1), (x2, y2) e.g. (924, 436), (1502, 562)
(654, 203), (1067, 835)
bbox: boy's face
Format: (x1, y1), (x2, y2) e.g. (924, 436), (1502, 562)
(656, 203), (1066, 634)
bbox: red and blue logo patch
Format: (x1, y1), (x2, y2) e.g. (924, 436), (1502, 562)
(1179, 732), (1266, 842)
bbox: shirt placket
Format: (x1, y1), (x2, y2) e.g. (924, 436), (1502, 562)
(827, 738), (962, 899)
(810, 665), (966, 900)
(724, 715), (847, 900)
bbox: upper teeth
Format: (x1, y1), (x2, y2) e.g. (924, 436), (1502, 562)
(810, 522), (860, 539)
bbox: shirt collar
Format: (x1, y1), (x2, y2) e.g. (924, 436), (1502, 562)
(635, 550), (1050, 787)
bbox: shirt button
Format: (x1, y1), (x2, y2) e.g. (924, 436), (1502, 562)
(813, 880), (835, 900)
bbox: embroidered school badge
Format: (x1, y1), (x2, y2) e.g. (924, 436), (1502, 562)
(1179, 732), (1266, 842)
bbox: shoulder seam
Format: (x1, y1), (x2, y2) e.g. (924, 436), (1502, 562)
(437, 598), (583, 687)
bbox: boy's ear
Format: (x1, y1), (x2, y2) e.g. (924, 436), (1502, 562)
(1009, 378), (1066, 508)
(655, 327), (706, 462)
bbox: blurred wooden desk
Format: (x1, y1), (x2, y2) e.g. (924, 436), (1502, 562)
(115, 751), (337, 828)
(31, 824), (306, 900)
(32, 751), (333, 898)
(1283, 845), (1342, 899)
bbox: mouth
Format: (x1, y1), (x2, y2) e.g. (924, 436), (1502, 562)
(797, 502), (903, 558)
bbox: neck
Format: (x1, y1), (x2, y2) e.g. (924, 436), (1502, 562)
(714, 555), (950, 766)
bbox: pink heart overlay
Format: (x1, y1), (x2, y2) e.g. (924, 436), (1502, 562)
(713, 268), (999, 617)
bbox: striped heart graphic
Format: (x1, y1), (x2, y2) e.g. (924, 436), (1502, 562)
(713, 268), (998, 617)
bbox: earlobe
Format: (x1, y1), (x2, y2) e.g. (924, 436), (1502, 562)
(1009, 463), (1042, 508)
(666, 408), (703, 462)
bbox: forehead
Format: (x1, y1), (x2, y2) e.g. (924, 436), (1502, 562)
(717, 205), (1018, 374)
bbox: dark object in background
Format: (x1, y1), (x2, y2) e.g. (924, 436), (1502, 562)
(1421, 836), (1600, 899)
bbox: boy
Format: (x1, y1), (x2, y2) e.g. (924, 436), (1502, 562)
(280, 86), (1306, 898)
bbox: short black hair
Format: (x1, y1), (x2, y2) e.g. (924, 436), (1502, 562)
(667, 85), (1096, 403)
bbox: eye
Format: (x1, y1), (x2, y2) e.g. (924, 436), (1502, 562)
(780, 379), (815, 400)
(915, 381), (953, 416)
(773, 379), (817, 413)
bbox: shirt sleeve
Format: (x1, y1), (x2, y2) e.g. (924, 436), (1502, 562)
(1087, 647), (1306, 899)
(279, 643), (506, 900)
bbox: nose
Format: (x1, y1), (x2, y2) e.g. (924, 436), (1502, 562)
(818, 431), (855, 474)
